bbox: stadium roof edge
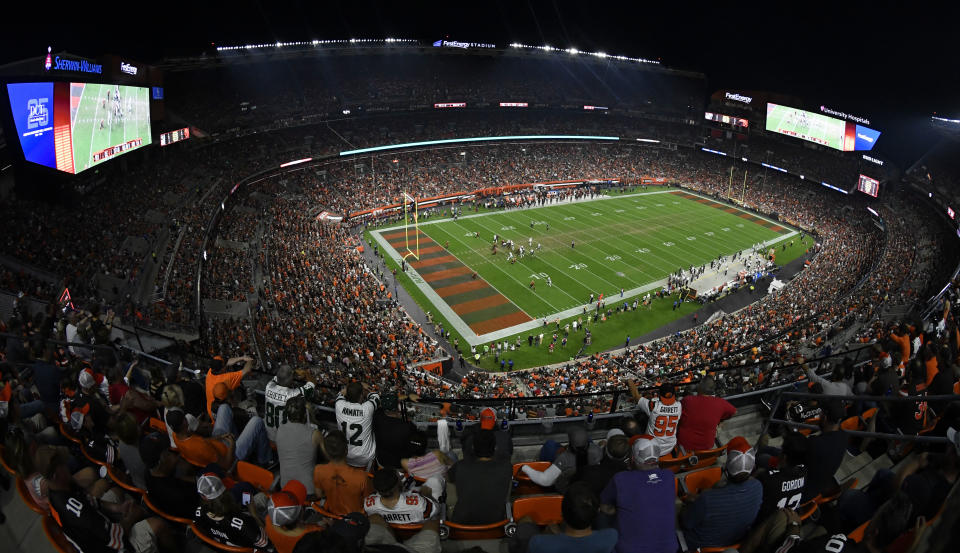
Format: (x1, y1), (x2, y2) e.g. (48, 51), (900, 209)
(154, 45), (705, 79)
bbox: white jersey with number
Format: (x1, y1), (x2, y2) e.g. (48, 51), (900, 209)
(335, 392), (380, 467)
(363, 491), (437, 524)
(637, 396), (682, 457)
(263, 379), (315, 441)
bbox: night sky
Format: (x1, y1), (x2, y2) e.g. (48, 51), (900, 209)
(4, 1), (957, 164)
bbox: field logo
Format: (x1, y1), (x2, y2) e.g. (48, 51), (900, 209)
(27, 97), (50, 129)
(44, 46), (52, 71)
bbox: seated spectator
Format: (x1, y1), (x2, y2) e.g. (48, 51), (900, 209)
(680, 437), (763, 550)
(313, 430), (372, 516)
(523, 426), (602, 491)
(160, 384), (199, 452)
(528, 481), (618, 553)
(292, 511), (442, 553)
(364, 469), (438, 524)
(600, 436), (677, 553)
(740, 433), (809, 553)
(676, 375), (736, 452)
(449, 429), (512, 524)
(113, 414), (148, 490)
(461, 407), (513, 462)
(276, 395), (321, 496)
(790, 491), (914, 553)
(47, 453), (167, 553)
(579, 432), (630, 496)
(265, 479), (324, 553)
(167, 409), (234, 469)
(140, 432), (199, 520)
(803, 400), (848, 502)
(400, 446), (454, 489)
(194, 472), (268, 549)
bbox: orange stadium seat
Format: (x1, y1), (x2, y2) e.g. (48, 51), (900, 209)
(848, 520), (869, 542)
(511, 495), (563, 526)
(236, 460), (277, 492)
(815, 478), (857, 505)
(659, 452), (693, 473)
(513, 461), (552, 494)
(148, 417), (167, 433)
(443, 519), (509, 540)
(680, 467), (723, 498)
(686, 445), (726, 471)
(106, 465), (145, 495)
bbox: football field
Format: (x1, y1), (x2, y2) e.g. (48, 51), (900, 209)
(70, 83), (152, 173)
(372, 189), (797, 347)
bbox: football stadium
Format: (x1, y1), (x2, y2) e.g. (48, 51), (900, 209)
(0, 6), (958, 553)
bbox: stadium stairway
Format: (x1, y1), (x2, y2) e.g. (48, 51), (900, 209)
(0, 483), (54, 553)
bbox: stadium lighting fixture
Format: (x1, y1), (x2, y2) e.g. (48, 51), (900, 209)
(280, 157), (312, 168)
(636, 138), (660, 143)
(340, 135), (620, 156)
(596, 52), (607, 58)
(567, 48), (579, 54)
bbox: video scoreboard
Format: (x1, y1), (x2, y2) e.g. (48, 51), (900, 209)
(159, 127), (190, 146)
(766, 103), (880, 152)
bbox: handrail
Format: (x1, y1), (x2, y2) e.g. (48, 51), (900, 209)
(768, 418), (949, 444)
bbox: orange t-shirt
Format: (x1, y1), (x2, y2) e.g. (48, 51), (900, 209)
(205, 369), (245, 419)
(265, 517), (323, 553)
(313, 463), (372, 516)
(173, 433), (228, 466)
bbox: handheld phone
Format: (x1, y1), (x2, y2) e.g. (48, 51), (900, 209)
(242, 492), (251, 506)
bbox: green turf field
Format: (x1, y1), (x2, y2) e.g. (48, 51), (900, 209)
(70, 83), (152, 173)
(371, 189), (802, 360)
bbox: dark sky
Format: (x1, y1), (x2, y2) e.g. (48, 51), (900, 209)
(6, 1), (957, 163)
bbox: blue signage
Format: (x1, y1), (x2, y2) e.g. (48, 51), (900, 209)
(853, 125), (881, 151)
(152, 87), (164, 100)
(6, 82), (57, 169)
(48, 55), (102, 74)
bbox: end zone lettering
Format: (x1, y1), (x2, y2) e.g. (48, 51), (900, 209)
(92, 138), (142, 162)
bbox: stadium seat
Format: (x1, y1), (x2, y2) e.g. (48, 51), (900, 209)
(309, 501), (342, 520)
(190, 523), (255, 553)
(797, 499), (818, 521)
(442, 519), (510, 540)
(659, 452), (693, 473)
(860, 407), (878, 422)
(685, 445), (726, 471)
(80, 443), (110, 468)
(679, 467), (722, 498)
(148, 417), (167, 433)
(106, 465), (145, 495)
(510, 494), (563, 526)
(512, 461), (552, 494)
(848, 520), (869, 542)
(235, 460), (278, 492)
(840, 415), (864, 432)
(42, 515), (80, 553)
(58, 422), (82, 444)
(697, 545), (740, 553)
(18, 477), (48, 514)
(143, 493), (193, 525)
(815, 478), (858, 505)
(0, 445), (15, 474)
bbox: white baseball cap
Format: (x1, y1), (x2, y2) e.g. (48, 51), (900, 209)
(632, 435), (659, 465)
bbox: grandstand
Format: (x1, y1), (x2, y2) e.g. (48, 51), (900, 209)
(0, 36), (958, 553)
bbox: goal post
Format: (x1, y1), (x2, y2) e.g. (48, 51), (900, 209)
(402, 192), (420, 261)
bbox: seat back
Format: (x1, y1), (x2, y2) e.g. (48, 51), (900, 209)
(190, 523), (255, 553)
(143, 493), (193, 525)
(681, 467), (723, 497)
(659, 452), (693, 473)
(148, 417), (167, 433)
(860, 407), (878, 421)
(513, 461), (553, 494)
(512, 495), (563, 525)
(697, 545), (740, 553)
(106, 465), (145, 495)
(236, 460), (277, 492)
(797, 499), (819, 521)
(686, 446), (725, 471)
(847, 520), (869, 542)
(840, 416), (864, 432)
(42, 516), (81, 553)
(444, 519), (509, 540)
(59, 423), (82, 444)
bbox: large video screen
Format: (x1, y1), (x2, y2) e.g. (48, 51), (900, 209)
(857, 174), (880, 197)
(6, 82), (152, 174)
(766, 103), (880, 152)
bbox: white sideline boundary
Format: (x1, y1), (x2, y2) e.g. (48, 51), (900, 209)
(370, 189), (797, 346)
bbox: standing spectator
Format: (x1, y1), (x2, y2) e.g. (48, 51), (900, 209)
(113, 413), (148, 490)
(263, 364), (315, 442)
(630, 382), (682, 457)
(313, 430), (372, 516)
(372, 393), (418, 470)
(680, 437), (763, 550)
(335, 382), (381, 468)
(461, 407), (513, 462)
(194, 473), (268, 549)
(204, 355), (255, 420)
(600, 436), (677, 553)
(449, 429), (512, 524)
(528, 482), (618, 553)
(276, 395), (322, 496)
(676, 376), (736, 452)
(802, 401), (848, 502)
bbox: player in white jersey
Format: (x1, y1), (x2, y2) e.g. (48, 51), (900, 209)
(335, 382), (381, 468)
(363, 469), (438, 524)
(263, 364), (316, 441)
(629, 382), (682, 457)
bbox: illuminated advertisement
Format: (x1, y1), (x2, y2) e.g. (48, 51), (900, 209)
(6, 82), (152, 173)
(159, 127), (190, 146)
(857, 174), (880, 197)
(766, 103), (880, 151)
(434, 102), (466, 108)
(705, 111), (749, 128)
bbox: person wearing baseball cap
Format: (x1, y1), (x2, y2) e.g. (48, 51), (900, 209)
(680, 436), (762, 550)
(194, 472), (268, 549)
(599, 435), (676, 553)
(462, 407), (514, 462)
(266, 480), (323, 553)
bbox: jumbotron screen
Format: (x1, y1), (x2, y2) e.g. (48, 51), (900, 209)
(766, 103), (880, 152)
(6, 82), (152, 174)
(857, 174), (880, 197)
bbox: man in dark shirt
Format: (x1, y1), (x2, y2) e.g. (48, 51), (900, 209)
(792, 491), (914, 553)
(194, 473), (268, 549)
(803, 400), (848, 502)
(449, 429), (512, 524)
(372, 398), (417, 470)
(756, 433), (808, 520)
(140, 431), (199, 519)
(579, 433), (631, 496)
(461, 407), (513, 462)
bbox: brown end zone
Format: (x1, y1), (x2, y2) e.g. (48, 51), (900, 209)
(469, 311), (534, 335)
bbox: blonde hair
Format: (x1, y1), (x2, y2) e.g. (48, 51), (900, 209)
(161, 384), (185, 408)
